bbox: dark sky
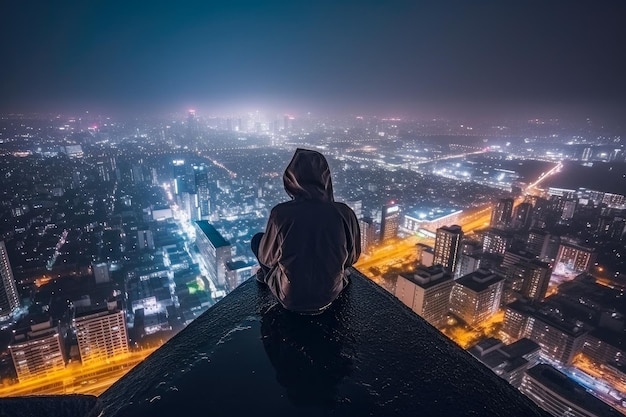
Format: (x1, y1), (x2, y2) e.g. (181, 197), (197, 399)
(1, 0), (626, 118)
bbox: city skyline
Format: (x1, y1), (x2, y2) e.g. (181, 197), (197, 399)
(1, 1), (625, 414)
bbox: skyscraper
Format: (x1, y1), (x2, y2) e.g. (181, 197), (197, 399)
(433, 225), (463, 274)
(511, 202), (533, 230)
(490, 198), (514, 229)
(73, 303), (129, 365)
(379, 204), (400, 243)
(518, 260), (552, 302)
(194, 221), (232, 289)
(194, 166), (211, 219)
(0, 241), (20, 320)
(359, 217), (375, 253)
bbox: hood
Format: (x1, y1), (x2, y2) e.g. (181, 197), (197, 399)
(283, 148), (334, 201)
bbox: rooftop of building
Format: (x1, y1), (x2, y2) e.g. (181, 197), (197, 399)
(469, 338), (539, 372)
(525, 364), (623, 417)
(437, 224), (462, 233)
(506, 299), (588, 338)
(455, 268), (504, 292)
(500, 338), (540, 359)
(398, 264), (452, 289)
(193, 220), (230, 248)
(225, 259), (256, 270)
(0, 268), (548, 417)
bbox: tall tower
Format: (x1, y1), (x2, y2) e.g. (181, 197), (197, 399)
(380, 204), (400, 243)
(433, 225), (463, 275)
(359, 217), (375, 253)
(194, 221), (232, 289)
(512, 202), (533, 230)
(518, 260), (552, 302)
(490, 198), (514, 229)
(0, 241), (20, 320)
(194, 166), (211, 219)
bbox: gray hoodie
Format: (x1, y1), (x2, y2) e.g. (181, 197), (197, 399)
(258, 148), (361, 313)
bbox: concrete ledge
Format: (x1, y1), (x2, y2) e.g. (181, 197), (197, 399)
(92, 268), (547, 417)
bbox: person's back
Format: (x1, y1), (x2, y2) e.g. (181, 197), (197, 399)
(252, 148), (360, 313)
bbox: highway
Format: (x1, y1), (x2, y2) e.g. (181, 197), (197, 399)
(0, 348), (158, 397)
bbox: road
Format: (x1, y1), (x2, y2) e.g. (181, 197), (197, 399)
(0, 348), (158, 397)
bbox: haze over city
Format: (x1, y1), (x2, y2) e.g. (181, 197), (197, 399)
(2, 0), (626, 122)
(0, 1), (626, 416)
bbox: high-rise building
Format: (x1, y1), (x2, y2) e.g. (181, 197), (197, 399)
(395, 265), (454, 327)
(526, 229), (554, 261)
(225, 260), (256, 291)
(0, 241), (20, 320)
(490, 198), (514, 229)
(505, 259), (552, 303)
(482, 228), (514, 255)
(359, 217), (375, 253)
(455, 239), (482, 278)
(433, 225), (463, 274)
(469, 338), (540, 388)
(502, 300), (587, 364)
(9, 317), (65, 381)
(501, 249), (537, 272)
(520, 364), (622, 417)
(511, 202), (533, 230)
(379, 204), (400, 243)
(194, 166), (211, 219)
(73, 303), (129, 365)
(450, 268), (504, 326)
(194, 221), (232, 288)
(555, 240), (596, 274)
(518, 260), (552, 302)
(456, 253), (481, 279)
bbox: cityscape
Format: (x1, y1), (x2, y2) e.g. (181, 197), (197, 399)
(1, 0), (626, 416)
(0, 111), (624, 415)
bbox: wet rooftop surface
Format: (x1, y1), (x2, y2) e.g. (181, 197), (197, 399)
(0, 269), (548, 416)
(91, 268), (546, 417)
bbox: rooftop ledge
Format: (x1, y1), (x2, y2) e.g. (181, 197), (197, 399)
(2, 268), (547, 417)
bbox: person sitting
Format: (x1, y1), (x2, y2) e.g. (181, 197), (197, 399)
(252, 148), (361, 314)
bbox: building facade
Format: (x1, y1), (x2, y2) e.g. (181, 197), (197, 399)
(0, 241), (20, 320)
(73, 305), (129, 365)
(9, 318), (65, 381)
(194, 221), (232, 288)
(433, 225), (463, 275)
(450, 268), (504, 326)
(380, 204), (400, 243)
(395, 265), (453, 327)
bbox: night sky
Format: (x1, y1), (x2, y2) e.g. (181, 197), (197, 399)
(1, 0), (626, 118)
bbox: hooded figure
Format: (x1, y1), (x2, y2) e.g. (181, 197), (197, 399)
(253, 148), (361, 314)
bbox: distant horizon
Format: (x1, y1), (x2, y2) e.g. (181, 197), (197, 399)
(2, 99), (626, 127)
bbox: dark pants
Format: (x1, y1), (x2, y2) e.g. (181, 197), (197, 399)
(251, 232), (271, 281)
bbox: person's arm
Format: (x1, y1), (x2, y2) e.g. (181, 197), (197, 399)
(344, 208), (361, 268)
(258, 208), (282, 267)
